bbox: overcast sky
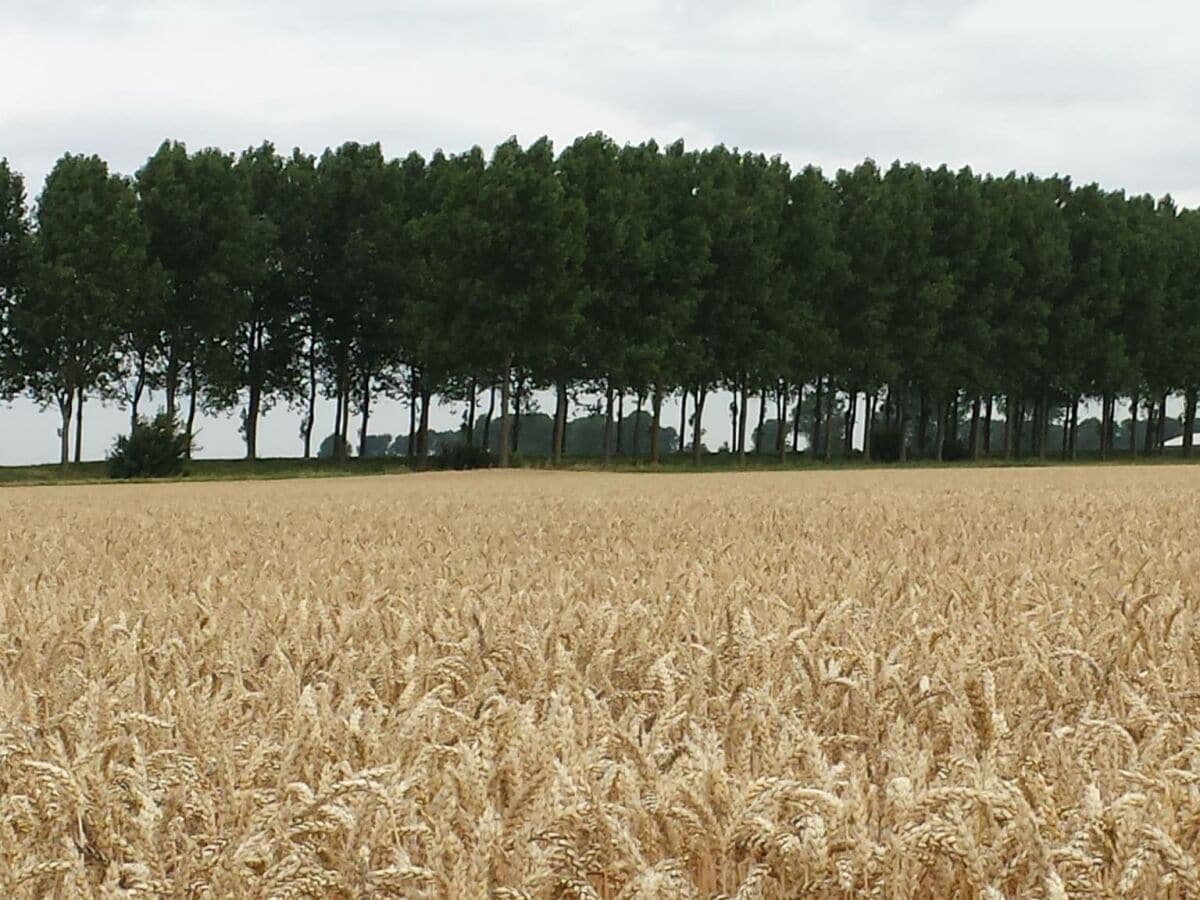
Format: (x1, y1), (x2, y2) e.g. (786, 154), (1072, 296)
(4, 0), (1199, 464)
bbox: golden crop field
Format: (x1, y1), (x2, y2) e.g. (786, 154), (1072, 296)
(1, 467), (1199, 898)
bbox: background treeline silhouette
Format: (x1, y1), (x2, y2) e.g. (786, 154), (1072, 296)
(0, 134), (1197, 467)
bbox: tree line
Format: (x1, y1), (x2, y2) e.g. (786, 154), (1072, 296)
(1, 134), (1198, 468)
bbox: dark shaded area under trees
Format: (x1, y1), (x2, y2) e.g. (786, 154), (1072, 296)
(2, 134), (1199, 469)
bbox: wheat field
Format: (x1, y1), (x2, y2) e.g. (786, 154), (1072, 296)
(1, 468), (1199, 898)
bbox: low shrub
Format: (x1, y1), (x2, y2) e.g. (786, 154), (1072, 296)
(108, 414), (190, 479)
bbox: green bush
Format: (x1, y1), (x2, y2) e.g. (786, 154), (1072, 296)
(108, 414), (191, 479)
(870, 424), (904, 462)
(432, 442), (495, 470)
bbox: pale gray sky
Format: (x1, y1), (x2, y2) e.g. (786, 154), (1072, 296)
(3, 0), (1199, 464)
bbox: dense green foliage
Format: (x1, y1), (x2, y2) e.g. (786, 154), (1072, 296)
(2, 136), (1199, 467)
(107, 413), (191, 479)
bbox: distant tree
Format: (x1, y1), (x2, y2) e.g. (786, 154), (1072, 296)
(9, 155), (154, 465)
(476, 137), (584, 467)
(0, 160), (30, 400)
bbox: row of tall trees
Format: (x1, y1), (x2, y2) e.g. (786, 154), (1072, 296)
(1, 135), (1198, 466)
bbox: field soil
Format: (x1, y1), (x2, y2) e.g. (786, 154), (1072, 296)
(1, 468), (1198, 896)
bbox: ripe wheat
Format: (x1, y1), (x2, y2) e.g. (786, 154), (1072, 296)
(1, 467), (1198, 897)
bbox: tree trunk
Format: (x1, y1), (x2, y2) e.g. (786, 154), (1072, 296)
(1037, 391), (1048, 460)
(917, 389), (930, 456)
(692, 386), (707, 465)
(339, 381), (351, 462)
(1015, 397), (1027, 459)
(756, 385), (767, 456)
(74, 386), (84, 464)
(498, 352), (514, 467)
(407, 371), (418, 459)
(776, 382), (786, 463)
(1002, 396), (1013, 460)
(679, 388), (689, 456)
(1184, 388), (1197, 458)
(512, 371), (525, 455)
(130, 355), (147, 433)
(552, 381), (568, 467)
(984, 395), (993, 455)
(602, 382), (614, 465)
(615, 392), (625, 456)
(165, 350), (179, 422)
(483, 383), (496, 453)
(185, 365), (198, 460)
(969, 397), (981, 459)
(823, 386), (835, 463)
(649, 384), (663, 464)
(302, 346), (317, 459)
(933, 391), (945, 462)
(843, 389), (856, 457)
(358, 371), (371, 459)
(466, 376), (477, 446)
(737, 381), (749, 463)
(1129, 392), (1139, 458)
(58, 392), (73, 468)
(1069, 397), (1079, 460)
(417, 388), (431, 465)
(812, 377), (824, 457)
(950, 392), (960, 444)
(1157, 393), (1168, 454)
(246, 379), (261, 461)
(729, 388), (740, 455)
(632, 391), (645, 461)
(791, 385), (804, 454)
(898, 384), (910, 463)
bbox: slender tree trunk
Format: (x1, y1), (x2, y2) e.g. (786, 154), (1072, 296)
(917, 389), (930, 456)
(73, 387), (84, 464)
(498, 351), (514, 467)
(823, 386), (835, 463)
(692, 387), (707, 465)
(165, 350), (179, 422)
(358, 371), (371, 459)
(632, 391), (645, 461)
(1184, 388), (1197, 458)
(1002, 395), (1013, 460)
(1142, 396), (1157, 456)
(1059, 399), (1069, 458)
(950, 392), (960, 443)
(602, 382), (614, 465)
(969, 397), (981, 459)
(1069, 397), (1079, 460)
(984, 395), (993, 455)
(849, 388), (859, 458)
(933, 391), (945, 462)
(791, 384), (804, 454)
(1037, 391), (1049, 460)
(899, 384), (910, 463)
(466, 376), (477, 447)
(246, 379), (261, 461)
(756, 385), (767, 456)
(679, 388), (689, 456)
(776, 382), (787, 463)
(884, 385), (893, 426)
(339, 381), (351, 462)
(130, 355), (147, 433)
(552, 380), (568, 467)
(417, 388), (431, 465)
(407, 370), (418, 459)
(729, 388), (739, 455)
(302, 368), (316, 460)
(185, 365), (198, 460)
(864, 392), (876, 461)
(58, 392), (73, 468)
(737, 380), (749, 464)
(512, 372), (525, 455)
(1157, 394), (1168, 454)
(812, 377), (824, 457)
(482, 383), (496, 453)
(649, 384), (663, 464)
(1129, 392), (1139, 458)
(616, 392), (625, 456)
